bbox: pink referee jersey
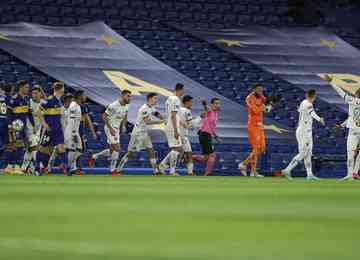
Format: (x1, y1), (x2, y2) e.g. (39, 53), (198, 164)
(200, 109), (218, 136)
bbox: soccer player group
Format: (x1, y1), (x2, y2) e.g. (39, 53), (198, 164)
(0, 74), (358, 179)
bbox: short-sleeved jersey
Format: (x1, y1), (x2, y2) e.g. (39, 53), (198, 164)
(297, 99), (320, 131)
(0, 95), (7, 121)
(28, 98), (43, 132)
(132, 103), (155, 135)
(164, 95), (181, 129)
(246, 93), (265, 126)
(79, 103), (89, 135)
(65, 101), (82, 133)
(105, 100), (129, 129)
(179, 107), (193, 137)
(40, 95), (63, 130)
(342, 95), (360, 129)
(9, 94), (32, 126)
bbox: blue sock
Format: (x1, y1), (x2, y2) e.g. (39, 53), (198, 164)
(58, 152), (68, 167)
(15, 148), (25, 166)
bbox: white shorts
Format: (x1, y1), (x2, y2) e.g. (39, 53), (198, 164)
(347, 128), (360, 153)
(165, 127), (182, 148)
(65, 132), (83, 151)
(128, 132), (153, 152)
(26, 128), (40, 147)
(296, 128), (313, 155)
(182, 136), (192, 153)
(104, 125), (120, 145)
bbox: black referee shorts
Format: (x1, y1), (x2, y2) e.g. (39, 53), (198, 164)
(198, 130), (214, 155)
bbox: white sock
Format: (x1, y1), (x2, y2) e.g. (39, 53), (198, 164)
(284, 153), (304, 173)
(93, 149), (110, 160)
(21, 150), (33, 171)
(117, 153), (130, 171)
(353, 153), (360, 175)
(187, 162), (193, 175)
(68, 151), (77, 171)
(110, 151), (119, 171)
(347, 150), (356, 177)
(160, 152), (171, 168)
(169, 151), (179, 174)
(150, 158), (158, 173)
(304, 154), (313, 177)
(48, 149), (57, 171)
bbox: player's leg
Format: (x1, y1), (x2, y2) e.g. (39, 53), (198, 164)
(239, 126), (257, 176)
(147, 148), (160, 175)
(249, 128), (266, 178)
(159, 129), (183, 176)
(352, 147), (360, 179)
(342, 129), (358, 181)
(117, 133), (138, 174)
(282, 129), (307, 179)
(303, 137), (319, 180)
(183, 137), (194, 176)
(104, 126), (121, 175)
(89, 149), (111, 167)
(203, 133), (216, 176)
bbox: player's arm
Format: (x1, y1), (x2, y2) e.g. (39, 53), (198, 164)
(308, 105), (325, 125)
(103, 105), (116, 136)
(84, 113), (97, 138)
(120, 112), (128, 134)
(37, 103), (50, 130)
(322, 74), (355, 104)
(170, 99), (179, 139)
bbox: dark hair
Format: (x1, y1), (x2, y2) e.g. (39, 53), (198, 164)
(122, 89), (131, 95)
(32, 86), (42, 92)
(1, 84), (12, 93)
(18, 80), (28, 89)
(211, 97), (220, 104)
(175, 83), (184, 91)
(53, 82), (64, 91)
(147, 92), (157, 100)
(307, 89), (316, 98)
(75, 89), (85, 99)
(252, 84), (262, 90)
(355, 88), (360, 98)
(63, 93), (73, 101)
(182, 95), (193, 104)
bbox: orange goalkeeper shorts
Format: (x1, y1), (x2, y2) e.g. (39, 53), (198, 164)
(248, 125), (266, 153)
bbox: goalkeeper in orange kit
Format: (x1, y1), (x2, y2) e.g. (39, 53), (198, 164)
(238, 84), (279, 177)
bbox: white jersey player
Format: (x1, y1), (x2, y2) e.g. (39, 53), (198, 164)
(282, 89), (325, 180)
(22, 86), (45, 173)
(179, 95), (196, 175)
(103, 90), (131, 175)
(64, 99), (82, 174)
(159, 83), (185, 176)
(323, 74), (360, 180)
(117, 93), (164, 175)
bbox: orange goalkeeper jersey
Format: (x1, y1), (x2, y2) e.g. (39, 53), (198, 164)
(246, 93), (265, 126)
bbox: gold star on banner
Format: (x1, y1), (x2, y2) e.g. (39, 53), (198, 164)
(320, 39), (336, 49)
(215, 39), (244, 47)
(99, 35), (117, 46)
(0, 32), (11, 41)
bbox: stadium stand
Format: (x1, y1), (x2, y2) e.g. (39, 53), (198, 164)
(0, 0), (358, 177)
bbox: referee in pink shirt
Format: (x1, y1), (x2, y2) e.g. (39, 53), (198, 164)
(192, 97), (222, 176)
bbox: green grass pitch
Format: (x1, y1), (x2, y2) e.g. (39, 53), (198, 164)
(0, 176), (359, 260)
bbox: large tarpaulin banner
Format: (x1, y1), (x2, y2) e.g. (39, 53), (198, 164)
(175, 25), (360, 111)
(0, 22), (290, 142)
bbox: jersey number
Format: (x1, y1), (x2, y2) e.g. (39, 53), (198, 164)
(0, 102), (7, 115)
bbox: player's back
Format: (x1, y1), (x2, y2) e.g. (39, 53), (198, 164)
(41, 95), (63, 130)
(297, 99), (315, 130)
(179, 107), (192, 137)
(164, 95), (181, 127)
(346, 97), (360, 129)
(65, 101), (82, 132)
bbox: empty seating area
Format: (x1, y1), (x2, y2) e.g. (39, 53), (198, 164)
(0, 0), (357, 175)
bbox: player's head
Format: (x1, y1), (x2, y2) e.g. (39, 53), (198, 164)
(31, 86), (42, 102)
(75, 89), (86, 103)
(1, 84), (12, 95)
(53, 82), (65, 97)
(17, 80), (29, 96)
(147, 92), (158, 106)
(63, 93), (74, 108)
(182, 95), (193, 109)
(306, 89), (317, 103)
(252, 84), (263, 97)
(355, 88), (360, 98)
(210, 97), (221, 111)
(175, 83), (184, 97)
(121, 89), (132, 104)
